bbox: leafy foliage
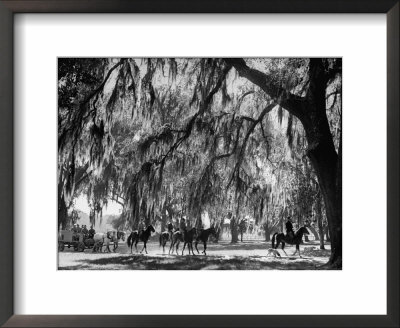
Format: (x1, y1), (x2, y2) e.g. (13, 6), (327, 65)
(58, 57), (341, 237)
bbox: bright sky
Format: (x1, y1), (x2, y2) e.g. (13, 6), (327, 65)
(73, 195), (122, 216)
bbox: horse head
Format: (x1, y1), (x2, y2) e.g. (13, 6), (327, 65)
(210, 225), (217, 236)
(300, 226), (310, 235)
(148, 225), (156, 233)
(118, 231), (126, 241)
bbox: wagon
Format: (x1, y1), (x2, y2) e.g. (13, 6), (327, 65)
(58, 230), (94, 252)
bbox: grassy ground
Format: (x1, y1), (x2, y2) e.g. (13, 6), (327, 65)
(58, 238), (332, 270)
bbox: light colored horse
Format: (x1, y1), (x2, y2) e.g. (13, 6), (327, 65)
(92, 232), (117, 253)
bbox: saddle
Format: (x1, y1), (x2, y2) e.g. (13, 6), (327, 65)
(286, 231), (294, 242)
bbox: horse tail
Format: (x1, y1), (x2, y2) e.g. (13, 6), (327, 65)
(127, 233), (133, 247)
(272, 233), (278, 248)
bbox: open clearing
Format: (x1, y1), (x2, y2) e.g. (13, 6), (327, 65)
(58, 239), (331, 270)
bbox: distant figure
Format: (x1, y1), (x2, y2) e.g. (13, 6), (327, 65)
(82, 225), (88, 236)
(138, 220), (145, 232)
(167, 221), (174, 232)
(285, 217), (294, 240)
(239, 218), (246, 242)
(179, 217), (187, 240)
(88, 225), (95, 239)
(76, 224), (82, 233)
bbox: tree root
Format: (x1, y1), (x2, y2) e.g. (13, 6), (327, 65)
(316, 256), (342, 270)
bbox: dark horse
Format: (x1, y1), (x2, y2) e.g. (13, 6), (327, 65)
(159, 227), (174, 254)
(195, 225), (217, 255)
(181, 227), (197, 255)
(127, 225), (155, 254)
(169, 228), (197, 255)
(271, 226), (309, 257)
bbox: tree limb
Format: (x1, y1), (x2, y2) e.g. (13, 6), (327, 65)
(224, 58), (306, 119)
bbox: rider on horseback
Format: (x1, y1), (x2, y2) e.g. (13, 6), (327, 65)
(138, 219), (145, 233)
(167, 221), (174, 232)
(180, 217), (187, 240)
(286, 217), (294, 240)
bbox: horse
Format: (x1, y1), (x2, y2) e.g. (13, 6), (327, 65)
(168, 227), (197, 255)
(195, 225), (217, 255)
(111, 231), (126, 252)
(92, 232), (116, 253)
(159, 228), (174, 254)
(169, 230), (182, 255)
(127, 224), (155, 254)
(271, 226), (309, 257)
(181, 227), (198, 255)
(117, 231), (126, 242)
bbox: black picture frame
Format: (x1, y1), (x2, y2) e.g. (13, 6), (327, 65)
(0, 1), (398, 327)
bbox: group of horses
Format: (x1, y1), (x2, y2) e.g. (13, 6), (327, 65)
(126, 224), (218, 256)
(122, 224), (311, 258)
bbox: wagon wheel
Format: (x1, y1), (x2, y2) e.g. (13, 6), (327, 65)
(78, 242), (85, 252)
(58, 242), (64, 252)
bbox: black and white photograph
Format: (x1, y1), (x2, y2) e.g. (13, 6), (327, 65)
(58, 57), (342, 270)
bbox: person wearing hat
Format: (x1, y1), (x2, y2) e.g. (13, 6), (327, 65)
(138, 219), (145, 232)
(167, 220), (174, 233)
(82, 224), (88, 237)
(88, 225), (95, 239)
(179, 217), (187, 240)
(285, 216), (294, 240)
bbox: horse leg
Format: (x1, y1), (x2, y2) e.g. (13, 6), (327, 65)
(195, 240), (200, 254)
(281, 242), (288, 256)
(169, 240), (174, 254)
(204, 242), (207, 256)
(297, 244), (302, 258)
(140, 242), (146, 254)
(182, 242), (186, 255)
(191, 243), (196, 255)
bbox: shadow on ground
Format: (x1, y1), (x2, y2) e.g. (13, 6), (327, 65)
(59, 253), (328, 270)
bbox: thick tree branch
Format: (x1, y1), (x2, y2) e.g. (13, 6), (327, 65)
(224, 58), (306, 119)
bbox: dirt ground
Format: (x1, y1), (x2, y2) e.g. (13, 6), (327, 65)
(58, 237), (331, 270)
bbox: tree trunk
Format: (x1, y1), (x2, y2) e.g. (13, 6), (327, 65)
(308, 137), (341, 268)
(58, 198), (68, 230)
(230, 219), (239, 243)
(264, 221), (271, 242)
(316, 191), (325, 249)
(304, 59), (342, 268)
